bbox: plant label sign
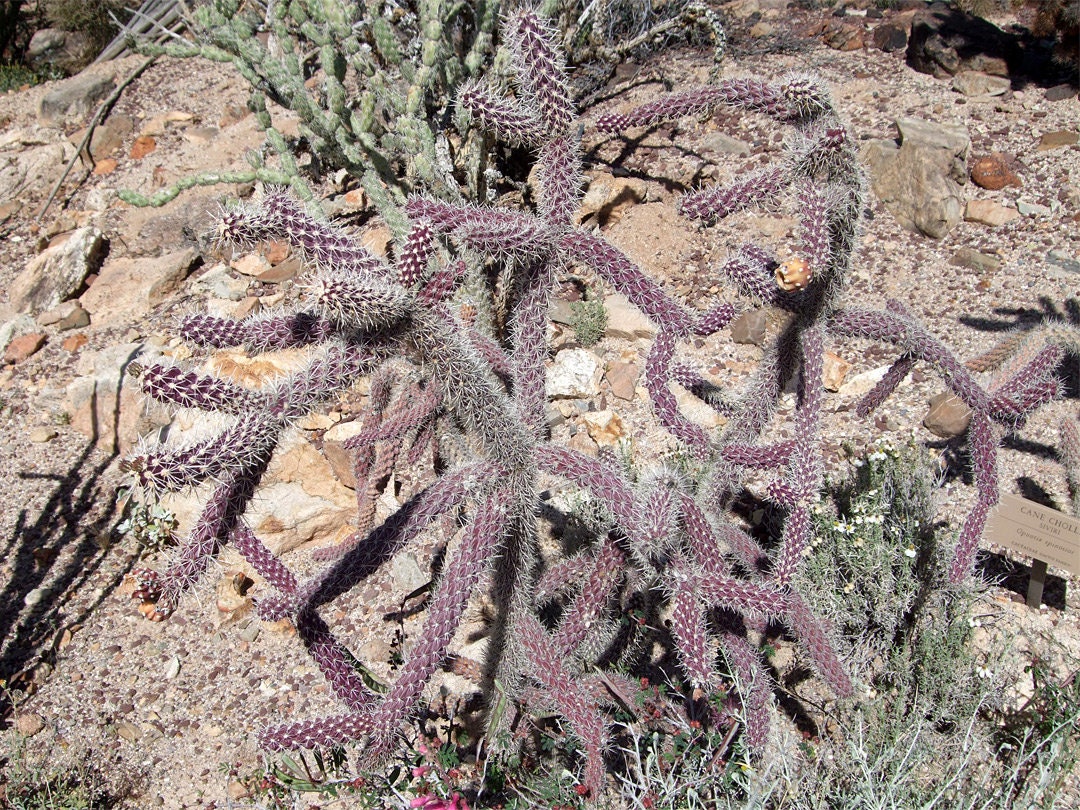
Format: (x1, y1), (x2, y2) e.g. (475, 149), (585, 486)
(987, 494), (1080, 608)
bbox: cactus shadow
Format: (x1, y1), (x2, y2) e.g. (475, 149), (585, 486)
(0, 440), (135, 723)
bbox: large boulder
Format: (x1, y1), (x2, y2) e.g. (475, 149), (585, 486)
(906, 2), (1022, 79)
(38, 70), (115, 126)
(26, 28), (95, 75)
(9, 228), (107, 315)
(861, 117), (970, 239)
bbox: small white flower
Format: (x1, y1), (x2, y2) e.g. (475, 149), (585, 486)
(843, 582), (854, 594)
(976, 665), (993, 680)
(904, 547), (917, 558)
(853, 537), (864, 548)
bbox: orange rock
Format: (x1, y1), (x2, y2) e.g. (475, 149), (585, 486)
(4, 332), (46, 363)
(92, 158), (117, 175)
(61, 333), (88, 352)
(130, 135), (156, 159)
(970, 153), (1020, 190)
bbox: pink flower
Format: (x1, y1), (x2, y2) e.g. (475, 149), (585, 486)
(409, 793), (470, 810)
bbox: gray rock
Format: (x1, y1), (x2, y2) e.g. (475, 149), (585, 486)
(862, 118), (970, 239)
(1016, 199), (1052, 218)
(57, 304), (91, 331)
(906, 4), (1020, 79)
(700, 132), (751, 156)
(38, 72), (115, 126)
(730, 310), (767, 345)
(37, 299), (85, 327)
(27, 28), (94, 74)
(951, 71), (1010, 97)
(191, 263), (247, 301)
(0, 141), (79, 204)
(10, 228), (106, 315)
(80, 249), (198, 325)
(949, 248), (1001, 273)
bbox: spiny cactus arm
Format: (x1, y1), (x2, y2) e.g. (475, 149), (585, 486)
(679, 168), (787, 224)
(295, 609), (380, 712)
(671, 363), (738, 415)
(230, 523), (299, 594)
(224, 189), (388, 277)
(693, 302), (738, 338)
(722, 440), (796, 469)
(715, 613), (772, 753)
(772, 506), (813, 588)
(343, 385), (442, 450)
(595, 80), (790, 132)
(128, 362), (256, 413)
(267, 462), (495, 617)
(118, 169), (302, 208)
(151, 468), (262, 617)
(508, 258), (558, 432)
(966, 330), (1030, 373)
(645, 329), (712, 456)
(456, 215), (552, 259)
(553, 535), (626, 656)
(795, 182), (832, 284)
(856, 355), (917, 417)
(259, 710), (374, 751)
(678, 493), (733, 579)
(506, 11), (575, 133)
(697, 572), (788, 619)
(1060, 418), (1080, 517)
(719, 244), (781, 306)
(949, 411), (999, 583)
(561, 229), (695, 337)
(271, 345), (378, 420)
(360, 490), (510, 761)
(179, 312), (334, 352)
(987, 344), (1065, 425)
(125, 413), (279, 494)
(466, 326), (513, 382)
(831, 304), (991, 413)
(667, 571), (717, 689)
(518, 613), (607, 797)
(535, 444), (640, 539)
(397, 222), (436, 287)
(458, 79), (545, 147)
(536, 133), (582, 224)
(537, 546), (610, 603)
(784, 592), (853, 697)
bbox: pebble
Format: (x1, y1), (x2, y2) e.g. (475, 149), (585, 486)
(15, 712), (45, 736)
(29, 426), (58, 443)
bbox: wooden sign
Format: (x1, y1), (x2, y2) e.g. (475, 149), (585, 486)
(986, 494), (1080, 608)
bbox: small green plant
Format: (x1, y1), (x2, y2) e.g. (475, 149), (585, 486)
(567, 291), (608, 347)
(1, 732), (115, 810)
(0, 64), (62, 94)
(113, 491), (178, 555)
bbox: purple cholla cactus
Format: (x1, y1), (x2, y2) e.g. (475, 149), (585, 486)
(121, 7), (1072, 799)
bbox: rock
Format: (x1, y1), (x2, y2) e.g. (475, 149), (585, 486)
(730, 310), (767, 345)
(0, 140), (78, 205)
(4, 333), (46, 364)
(547, 348), (603, 399)
(0, 315), (37, 355)
(749, 21), (775, 38)
(192, 263), (248, 301)
(964, 199), (1020, 227)
(216, 571), (253, 614)
(603, 293), (656, 340)
(1016, 199), (1052, 218)
(861, 118), (970, 239)
(57, 305), (91, 331)
(130, 135), (156, 159)
(164, 655), (181, 680)
(949, 248), (1001, 273)
(61, 333), (88, 352)
(951, 71), (1010, 97)
(568, 430), (599, 456)
(576, 172), (647, 227)
(15, 712), (45, 737)
(1045, 85), (1078, 102)
(66, 342), (166, 453)
(86, 113), (134, 160)
(699, 132), (751, 156)
(29, 426), (58, 443)
(822, 351), (852, 392)
(391, 553), (428, 594)
(10, 228), (107, 315)
(824, 22), (865, 51)
(923, 391), (971, 438)
(970, 153), (1020, 190)
(581, 409), (626, 447)
(115, 720), (142, 742)
(838, 365), (891, 398)
(27, 28), (93, 74)
(605, 360), (639, 401)
(231, 253), (272, 277)
(872, 21), (908, 52)
(38, 72), (115, 126)
(906, 3), (1020, 79)
(38, 299), (84, 327)
(80, 250), (197, 324)
(1037, 131), (1078, 152)
(92, 158), (117, 176)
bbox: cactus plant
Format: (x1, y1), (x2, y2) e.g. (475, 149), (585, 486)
(122, 7), (1076, 802)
